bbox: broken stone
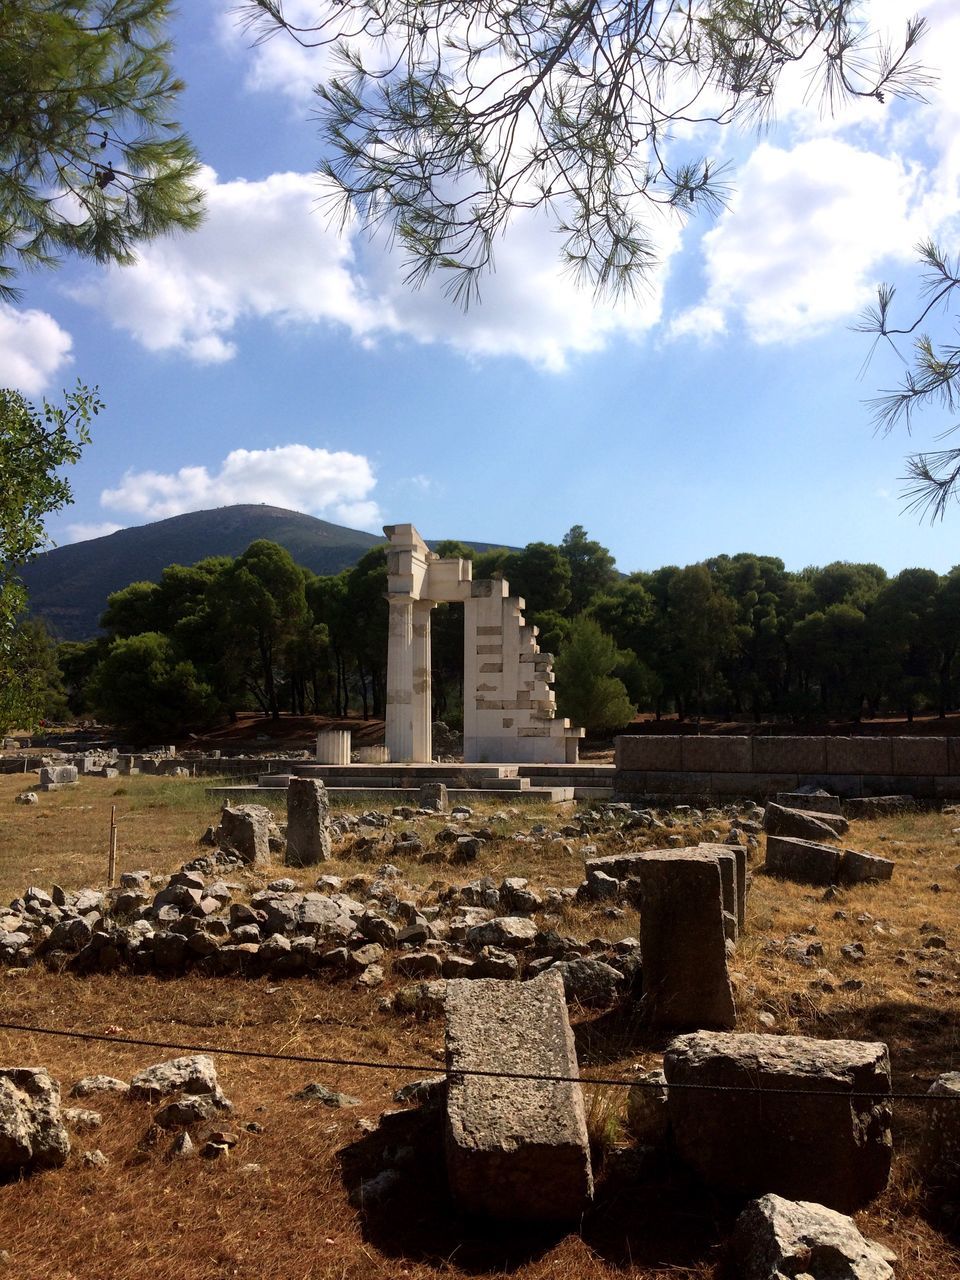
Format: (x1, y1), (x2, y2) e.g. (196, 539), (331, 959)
(293, 1083), (361, 1108)
(129, 1055), (230, 1110)
(731, 1193), (895, 1280)
(444, 970), (593, 1221)
(663, 1032), (892, 1212)
(765, 836), (841, 886)
(763, 803), (848, 841)
(0, 1067), (70, 1173)
(286, 778), (332, 866)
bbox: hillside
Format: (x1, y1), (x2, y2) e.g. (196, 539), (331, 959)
(20, 506), (386, 640)
(21, 505), (513, 640)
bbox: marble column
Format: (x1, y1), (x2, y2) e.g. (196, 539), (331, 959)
(412, 600), (434, 762)
(385, 596), (414, 762)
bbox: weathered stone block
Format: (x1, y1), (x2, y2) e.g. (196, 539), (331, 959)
(0, 1067), (70, 1174)
(732, 1194), (895, 1280)
(663, 1032), (892, 1211)
(642, 771), (712, 796)
(765, 836), (841, 886)
(215, 804), (276, 864)
(38, 765), (78, 790)
(418, 781), (448, 812)
(711, 772), (797, 798)
(285, 778), (331, 866)
(681, 736), (752, 773)
(444, 971), (593, 1220)
(754, 737), (827, 773)
(843, 795), (915, 819)
(775, 790), (842, 815)
(825, 739), (893, 776)
(890, 736), (948, 776)
(763, 802), (848, 841)
(839, 849), (895, 886)
(699, 842), (746, 931)
(637, 851), (735, 1031)
(950, 736), (960, 779)
(615, 736), (682, 771)
(921, 1072), (960, 1182)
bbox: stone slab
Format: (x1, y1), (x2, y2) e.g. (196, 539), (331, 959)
(663, 1031), (893, 1211)
(710, 772), (797, 798)
(765, 835), (841, 886)
(839, 849), (895, 885)
(637, 851), (735, 1031)
(763, 803), (848, 841)
(444, 970), (593, 1220)
(698, 843), (747, 931)
(775, 791), (842, 815)
(285, 778), (332, 866)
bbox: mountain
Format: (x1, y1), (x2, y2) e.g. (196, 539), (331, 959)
(21, 505), (384, 641)
(21, 505), (514, 641)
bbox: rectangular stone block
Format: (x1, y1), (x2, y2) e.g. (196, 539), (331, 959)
(615, 737), (682, 771)
(775, 791), (842, 815)
(763, 802), (848, 841)
(825, 738), (893, 775)
(796, 774), (863, 797)
(765, 835), (840, 885)
(663, 1031), (892, 1212)
(38, 765), (78, 789)
(285, 778), (331, 866)
(681, 737), (752, 773)
(950, 737), (960, 778)
(611, 770), (647, 799)
(890, 736), (949, 775)
(839, 849), (895, 885)
(444, 971), (593, 1221)
(698, 843), (746, 931)
(753, 737), (827, 773)
(642, 772), (712, 796)
(636, 851), (735, 1031)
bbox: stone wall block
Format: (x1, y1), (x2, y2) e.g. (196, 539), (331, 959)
(615, 737), (682, 771)
(681, 736), (752, 773)
(444, 971), (593, 1220)
(753, 737), (828, 773)
(663, 1031), (893, 1211)
(890, 737), (948, 776)
(765, 836), (841, 886)
(825, 739), (894, 775)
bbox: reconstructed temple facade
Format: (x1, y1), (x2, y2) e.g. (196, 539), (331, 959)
(384, 524), (584, 764)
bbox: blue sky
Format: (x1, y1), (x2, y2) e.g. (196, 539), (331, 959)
(6, 0), (960, 576)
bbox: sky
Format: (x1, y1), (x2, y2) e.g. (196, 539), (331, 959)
(7, 0), (960, 578)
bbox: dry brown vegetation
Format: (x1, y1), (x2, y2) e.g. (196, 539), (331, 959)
(2, 774), (960, 1277)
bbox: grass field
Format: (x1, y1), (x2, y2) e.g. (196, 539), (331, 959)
(2, 774), (960, 1278)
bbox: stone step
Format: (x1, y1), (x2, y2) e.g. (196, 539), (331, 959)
(206, 784), (576, 805)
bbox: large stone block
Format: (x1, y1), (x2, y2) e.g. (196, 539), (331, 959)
(38, 765), (78, 790)
(681, 736), (752, 773)
(775, 790), (842, 815)
(642, 771), (713, 796)
(615, 736), (682, 771)
(763, 802), (848, 842)
(754, 737), (827, 774)
(765, 836), (841, 886)
(825, 738), (893, 776)
(444, 971), (593, 1220)
(699, 842), (746, 931)
(920, 1072), (960, 1182)
(663, 1032), (893, 1211)
(950, 736), (960, 779)
(731, 1194), (895, 1280)
(839, 849), (895, 886)
(285, 778), (331, 866)
(637, 851), (735, 1031)
(0, 1067), (70, 1174)
(215, 805), (277, 864)
(890, 736), (948, 776)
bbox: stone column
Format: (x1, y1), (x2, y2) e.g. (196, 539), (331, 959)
(412, 600), (434, 763)
(385, 596), (415, 763)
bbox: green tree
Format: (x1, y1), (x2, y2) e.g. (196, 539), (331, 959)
(554, 616), (636, 736)
(560, 525), (618, 615)
(0, 0), (203, 297)
(87, 631), (218, 739)
(502, 542), (572, 617)
(212, 541), (309, 721)
(239, 0), (926, 303)
(0, 383), (101, 730)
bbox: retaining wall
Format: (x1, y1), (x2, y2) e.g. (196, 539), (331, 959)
(614, 735), (960, 800)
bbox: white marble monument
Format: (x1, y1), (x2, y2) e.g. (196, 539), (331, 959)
(384, 524), (583, 764)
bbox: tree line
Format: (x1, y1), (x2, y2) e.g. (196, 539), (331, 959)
(16, 530), (960, 741)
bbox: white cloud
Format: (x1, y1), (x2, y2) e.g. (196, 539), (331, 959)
(72, 166), (680, 372)
(99, 443), (381, 527)
(0, 304), (73, 394)
(64, 521), (123, 543)
(670, 138), (930, 344)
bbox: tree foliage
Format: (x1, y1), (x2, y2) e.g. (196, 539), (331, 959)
(0, 0), (204, 298)
(239, 0), (928, 304)
(555, 615), (636, 734)
(0, 383), (102, 731)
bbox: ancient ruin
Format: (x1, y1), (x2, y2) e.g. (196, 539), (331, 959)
(384, 524), (583, 764)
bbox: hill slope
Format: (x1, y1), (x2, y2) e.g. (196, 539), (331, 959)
(21, 505), (385, 640)
(21, 506), (514, 640)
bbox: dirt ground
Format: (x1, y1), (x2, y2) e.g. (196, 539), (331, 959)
(2, 776), (960, 1278)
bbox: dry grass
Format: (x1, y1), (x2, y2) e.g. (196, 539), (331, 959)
(2, 776), (960, 1276)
